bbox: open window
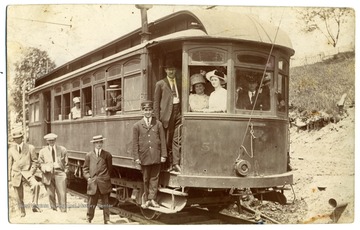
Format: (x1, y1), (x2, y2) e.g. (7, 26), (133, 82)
(235, 69), (271, 111)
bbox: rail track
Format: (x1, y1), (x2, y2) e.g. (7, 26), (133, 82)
(67, 182), (278, 224)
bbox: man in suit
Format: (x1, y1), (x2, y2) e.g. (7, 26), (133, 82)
(8, 130), (42, 217)
(83, 135), (113, 224)
(236, 74), (270, 111)
(105, 85), (121, 115)
(133, 100), (167, 208)
(39, 133), (68, 212)
(153, 58), (182, 173)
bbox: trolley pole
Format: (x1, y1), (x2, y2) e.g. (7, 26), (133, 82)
(135, 4), (152, 43)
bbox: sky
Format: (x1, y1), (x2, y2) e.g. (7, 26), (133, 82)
(1, 0), (359, 229)
(4, 3), (356, 70)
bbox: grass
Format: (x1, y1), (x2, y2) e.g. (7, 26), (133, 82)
(289, 52), (355, 115)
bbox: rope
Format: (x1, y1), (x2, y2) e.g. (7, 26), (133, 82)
(239, 10), (285, 158)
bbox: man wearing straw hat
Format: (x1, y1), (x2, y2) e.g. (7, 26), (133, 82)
(8, 130), (42, 217)
(105, 84), (121, 115)
(83, 135), (113, 224)
(39, 132), (68, 212)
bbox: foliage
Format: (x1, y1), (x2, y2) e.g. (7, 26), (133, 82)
(10, 47), (56, 123)
(297, 8), (353, 47)
(289, 52), (355, 114)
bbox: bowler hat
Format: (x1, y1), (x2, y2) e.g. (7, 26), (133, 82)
(44, 133), (58, 141)
(90, 135), (106, 143)
(163, 58), (176, 69)
(141, 100), (153, 109)
(205, 70), (227, 84)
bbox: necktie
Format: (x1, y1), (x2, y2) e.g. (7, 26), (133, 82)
(251, 92), (255, 104)
(51, 147), (55, 162)
(170, 79), (177, 97)
(147, 118), (150, 127)
(18, 146), (21, 154)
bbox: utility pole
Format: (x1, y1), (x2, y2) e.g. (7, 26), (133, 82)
(22, 81), (27, 143)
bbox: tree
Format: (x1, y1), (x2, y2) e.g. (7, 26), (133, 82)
(10, 47), (56, 123)
(298, 8), (353, 47)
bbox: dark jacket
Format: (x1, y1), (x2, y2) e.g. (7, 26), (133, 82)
(153, 77), (181, 128)
(132, 117), (167, 165)
(236, 88), (270, 111)
(83, 149), (113, 195)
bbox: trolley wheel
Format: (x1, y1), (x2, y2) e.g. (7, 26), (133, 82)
(140, 207), (161, 220)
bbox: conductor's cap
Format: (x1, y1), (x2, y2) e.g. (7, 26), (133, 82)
(141, 100), (153, 109)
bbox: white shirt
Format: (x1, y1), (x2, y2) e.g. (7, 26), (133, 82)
(248, 91), (256, 103)
(95, 148), (102, 157)
(167, 76), (180, 104)
(143, 117), (152, 127)
(50, 145), (61, 168)
(209, 87), (227, 112)
(71, 106), (81, 119)
(17, 142), (23, 153)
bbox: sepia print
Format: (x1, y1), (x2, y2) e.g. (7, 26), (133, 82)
(5, 3), (356, 225)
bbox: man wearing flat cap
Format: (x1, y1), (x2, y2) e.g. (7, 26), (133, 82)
(133, 100), (167, 208)
(153, 57), (182, 172)
(39, 133), (68, 212)
(83, 135), (113, 224)
(105, 85), (122, 115)
(8, 130), (42, 217)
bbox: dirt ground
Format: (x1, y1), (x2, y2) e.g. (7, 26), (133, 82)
(7, 107), (356, 225)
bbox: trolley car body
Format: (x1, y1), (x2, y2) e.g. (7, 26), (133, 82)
(28, 9), (294, 213)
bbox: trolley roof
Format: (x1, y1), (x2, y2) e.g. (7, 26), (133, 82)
(34, 9), (294, 88)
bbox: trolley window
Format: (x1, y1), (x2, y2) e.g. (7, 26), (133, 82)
(93, 84), (106, 116)
(123, 74), (141, 111)
(235, 51), (274, 70)
(276, 74), (288, 113)
(54, 94), (62, 121)
(188, 47), (227, 65)
(235, 69), (271, 111)
(82, 86), (92, 116)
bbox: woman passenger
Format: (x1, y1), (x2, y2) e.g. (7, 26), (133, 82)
(205, 70), (227, 113)
(189, 73), (209, 112)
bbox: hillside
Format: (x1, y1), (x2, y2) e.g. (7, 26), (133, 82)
(290, 52), (355, 113)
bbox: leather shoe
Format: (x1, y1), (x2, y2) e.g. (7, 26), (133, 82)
(20, 212), (26, 218)
(150, 199), (160, 208)
(86, 219), (91, 223)
(32, 206), (42, 213)
(141, 200), (150, 209)
(173, 164), (181, 172)
(104, 220), (112, 224)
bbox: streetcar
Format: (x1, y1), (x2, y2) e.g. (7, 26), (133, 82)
(28, 7), (294, 218)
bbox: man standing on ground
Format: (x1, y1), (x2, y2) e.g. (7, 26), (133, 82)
(83, 135), (113, 224)
(39, 133), (68, 212)
(8, 130), (42, 217)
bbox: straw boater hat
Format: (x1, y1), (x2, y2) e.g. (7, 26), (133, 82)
(12, 131), (23, 139)
(73, 97), (80, 104)
(205, 70), (227, 84)
(90, 135), (106, 143)
(44, 133), (58, 141)
(106, 85), (121, 91)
